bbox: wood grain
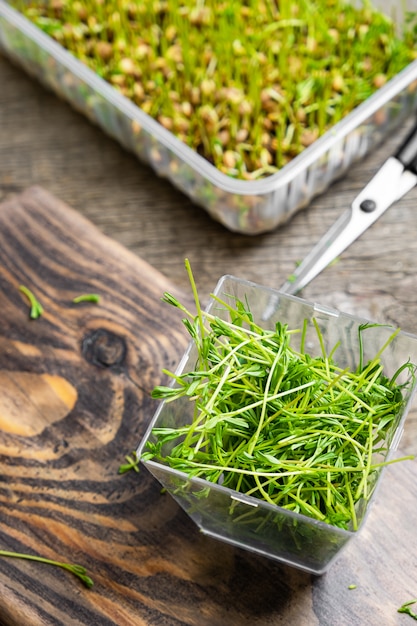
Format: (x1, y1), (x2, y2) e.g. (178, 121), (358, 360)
(0, 187), (415, 626)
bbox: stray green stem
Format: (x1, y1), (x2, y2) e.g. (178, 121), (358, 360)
(398, 599), (417, 620)
(19, 285), (43, 319)
(72, 294), (101, 304)
(0, 550), (93, 588)
(118, 451), (140, 474)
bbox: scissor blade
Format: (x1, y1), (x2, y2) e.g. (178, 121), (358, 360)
(279, 157), (417, 296)
(261, 156), (417, 321)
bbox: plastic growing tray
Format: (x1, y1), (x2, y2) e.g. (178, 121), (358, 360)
(1, 1), (417, 234)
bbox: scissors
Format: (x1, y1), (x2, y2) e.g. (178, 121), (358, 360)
(279, 119), (417, 295)
(262, 118), (417, 319)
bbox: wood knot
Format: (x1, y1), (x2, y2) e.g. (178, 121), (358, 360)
(82, 329), (127, 369)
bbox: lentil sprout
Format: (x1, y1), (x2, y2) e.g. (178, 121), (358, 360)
(13, 0), (417, 179)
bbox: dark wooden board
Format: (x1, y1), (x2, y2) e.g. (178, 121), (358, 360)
(0, 187), (415, 626)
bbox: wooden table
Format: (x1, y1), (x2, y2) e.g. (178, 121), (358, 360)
(0, 52), (417, 625)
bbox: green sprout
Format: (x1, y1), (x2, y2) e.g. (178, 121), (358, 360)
(19, 285), (44, 319)
(0, 550), (93, 588)
(12, 0), (417, 180)
(118, 451), (140, 474)
(398, 599), (417, 620)
(72, 294), (101, 304)
(140, 260), (416, 531)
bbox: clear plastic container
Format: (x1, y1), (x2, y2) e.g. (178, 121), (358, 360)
(1, 1), (417, 234)
(137, 276), (417, 574)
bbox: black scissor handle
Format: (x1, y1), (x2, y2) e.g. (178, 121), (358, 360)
(395, 118), (417, 174)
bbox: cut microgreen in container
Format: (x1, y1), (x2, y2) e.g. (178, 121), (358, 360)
(10, 0), (417, 180)
(141, 264), (416, 532)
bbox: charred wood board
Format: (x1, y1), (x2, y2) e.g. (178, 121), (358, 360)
(0, 187), (415, 626)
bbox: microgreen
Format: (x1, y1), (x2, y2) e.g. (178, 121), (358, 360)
(141, 262), (416, 531)
(72, 294), (101, 304)
(19, 285), (43, 319)
(398, 599), (417, 620)
(118, 451), (140, 474)
(12, 0), (417, 180)
(0, 550), (93, 588)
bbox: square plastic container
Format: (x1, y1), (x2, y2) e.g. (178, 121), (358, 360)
(137, 275), (417, 574)
(1, 1), (417, 234)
